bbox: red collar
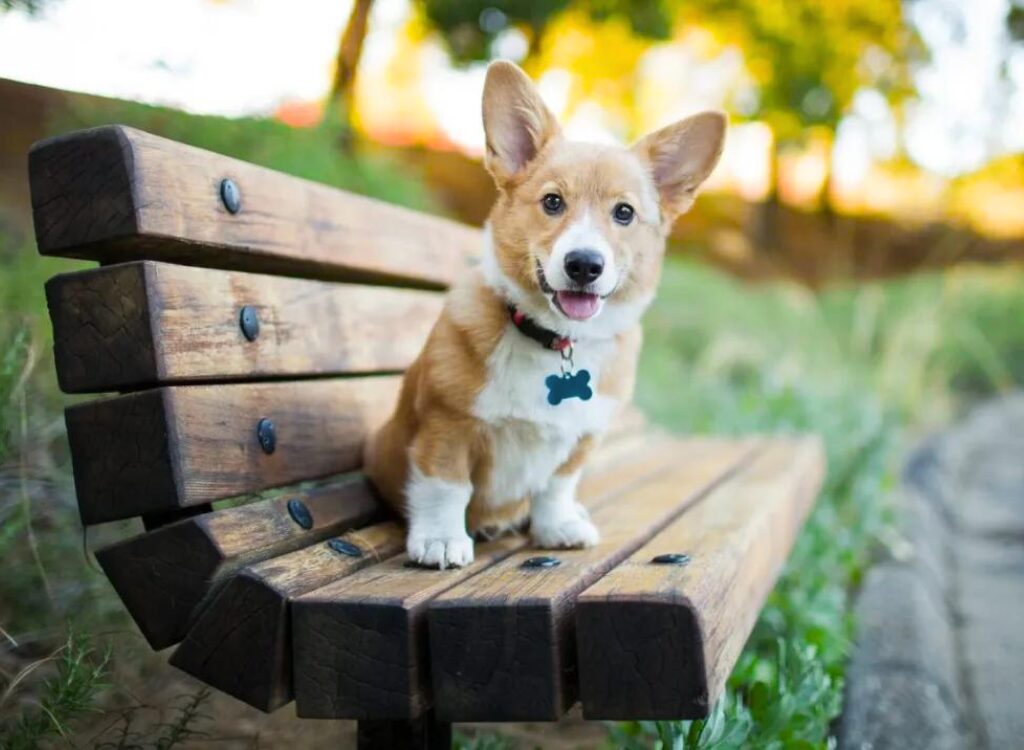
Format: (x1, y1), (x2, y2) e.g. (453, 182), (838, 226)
(508, 305), (572, 352)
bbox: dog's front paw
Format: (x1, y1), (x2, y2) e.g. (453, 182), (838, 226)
(531, 503), (600, 549)
(407, 532), (475, 569)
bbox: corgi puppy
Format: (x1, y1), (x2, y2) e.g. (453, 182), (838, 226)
(365, 61), (726, 568)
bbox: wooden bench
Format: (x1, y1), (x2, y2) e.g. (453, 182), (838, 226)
(29, 125), (826, 747)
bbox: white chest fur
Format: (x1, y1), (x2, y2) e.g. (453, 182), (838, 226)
(472, 325), (619, 506)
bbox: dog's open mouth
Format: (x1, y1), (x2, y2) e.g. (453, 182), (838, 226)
(553, 291), (601, 321)
(536, 261), (603, 321)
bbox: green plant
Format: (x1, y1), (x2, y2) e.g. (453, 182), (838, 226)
(0, 630), (110, 749)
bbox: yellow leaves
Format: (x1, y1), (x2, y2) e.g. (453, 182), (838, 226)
(533, 10), (651, 137)
(949, 157), (1024, 239)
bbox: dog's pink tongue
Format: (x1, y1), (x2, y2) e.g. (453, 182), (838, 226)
(556, 291), (601, 320)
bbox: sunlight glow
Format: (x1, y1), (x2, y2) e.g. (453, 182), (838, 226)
(0, 0), (1020, 236)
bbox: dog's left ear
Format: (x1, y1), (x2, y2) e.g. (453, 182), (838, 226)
(633, 111), (727, 222)
(482, 61), (561, 186)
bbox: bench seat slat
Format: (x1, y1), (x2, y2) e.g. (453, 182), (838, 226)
(575, 437), (825, 720)
(95, 475), (380, 650)
(170, 522), (405, 712)
(45, 261), (442, 393)
(290, 434), (688, 721)
(426, 439), (759, 722)
(29, 126), (479, 288)
(66, 376), (399, 524)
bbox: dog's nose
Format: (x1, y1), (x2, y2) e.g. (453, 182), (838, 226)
(564, 249), (604, 285)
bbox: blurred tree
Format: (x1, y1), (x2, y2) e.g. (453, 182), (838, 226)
(418, 0), (672, 62)
(327, 0), (374, 151)
(675, 0), (920, 248)
(327, 0), (673, 147)
(1008, 0), (1024, 42)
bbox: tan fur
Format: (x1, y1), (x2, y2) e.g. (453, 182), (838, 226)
(364, 61), (726, 548)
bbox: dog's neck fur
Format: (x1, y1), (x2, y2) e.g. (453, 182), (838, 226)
(479, 224), (653, 345)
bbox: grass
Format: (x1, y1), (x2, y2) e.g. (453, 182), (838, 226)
(4, 99), (1024, 747)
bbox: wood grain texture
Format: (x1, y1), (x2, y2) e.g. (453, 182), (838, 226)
(45, 261), (443, 393)
(289, 434), (683, 721)
(30, 126), (479, 288)
(96, 475), (381, 649)
(575, 437), (826, 720)
(426, 439), (759, 722)
(170, 522), (404, 712)
(66, 375), (399, 524)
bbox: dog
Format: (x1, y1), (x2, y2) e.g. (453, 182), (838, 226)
(365, 61), (726, 568)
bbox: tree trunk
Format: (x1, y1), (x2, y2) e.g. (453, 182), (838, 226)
(327, 0), (374, 151)
(753, 139), (782, 258)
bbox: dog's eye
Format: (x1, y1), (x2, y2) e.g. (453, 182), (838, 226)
(613, 202), (635, 225)
(542, 193), (565, 216)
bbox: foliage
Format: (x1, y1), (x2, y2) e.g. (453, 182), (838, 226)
(0, 327), (28, 463)
(0, 630), (109, 749)
(678, 0), (920, 141)
(418, 0), (672, 62)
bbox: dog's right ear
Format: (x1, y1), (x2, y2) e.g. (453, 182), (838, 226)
(482, 61), (560, 185)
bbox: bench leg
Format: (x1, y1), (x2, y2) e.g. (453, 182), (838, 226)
(356, 713), (452, 750)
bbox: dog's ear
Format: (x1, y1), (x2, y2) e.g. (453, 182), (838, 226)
(482, 61), (560, 185)
(632, 111), (726, 221)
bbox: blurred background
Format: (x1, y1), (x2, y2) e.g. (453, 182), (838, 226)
(1, 0), (1023, 748)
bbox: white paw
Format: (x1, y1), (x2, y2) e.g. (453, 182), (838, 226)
(407, 532), (475, 569)
(531, 504), (600, 549)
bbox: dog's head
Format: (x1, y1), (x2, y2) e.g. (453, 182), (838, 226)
(481, 61), (726, 339)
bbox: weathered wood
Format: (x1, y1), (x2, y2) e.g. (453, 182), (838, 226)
(45, 261), (443, 393)
(170, 522), (404, 712)
(65, 376), (399, 524)
(95, 475), (380, 649)
(575, 437), (826, 720)
(427, 439), (759, 722)
(357, 714), (451, 750)
(29, 126), (479, 287)
(290, 434), (692, 721)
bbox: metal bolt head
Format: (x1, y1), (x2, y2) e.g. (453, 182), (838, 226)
(328, 538), (362, 557)
(239, 305), (260, 342)
(651, 553), (691, 566)
(522, 555), (560, 569)
(220, 178), (241, 214)
(287, 498), (313, 529)
(256, 418), (276, 454)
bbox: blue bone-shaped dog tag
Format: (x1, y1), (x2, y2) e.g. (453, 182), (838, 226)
(546, 369), (593, 406)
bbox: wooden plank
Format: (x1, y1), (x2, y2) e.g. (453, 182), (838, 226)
(95, 474), (380, 650)
(289, 435), (684, 721)
(426, 439), (759, 722)
(575, 437), (826, 720)
(65, 375), (399, 524)
(45, 261), (443, 393)
(29, 126), (479, 288)
(170, 522), (404, 712)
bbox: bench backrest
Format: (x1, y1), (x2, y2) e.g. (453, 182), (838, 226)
(34, 124), (477, 500)
(30, 124), (477, 651)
